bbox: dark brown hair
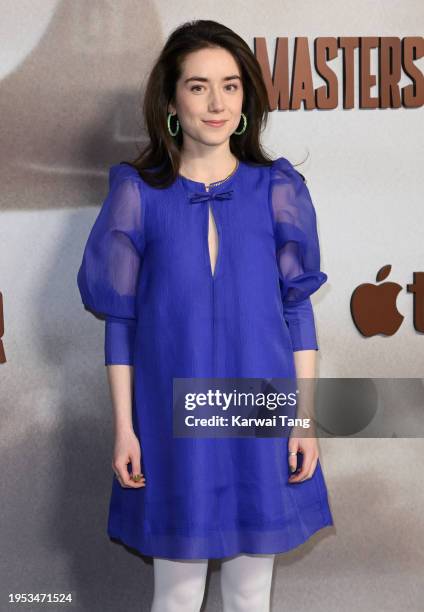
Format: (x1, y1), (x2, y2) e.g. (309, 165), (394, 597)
(120, 19), (276, 189)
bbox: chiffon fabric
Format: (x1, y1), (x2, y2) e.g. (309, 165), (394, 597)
(77, 155), (334, 559)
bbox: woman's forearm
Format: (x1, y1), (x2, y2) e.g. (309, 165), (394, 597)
(106, 364), (134, 434)
(293, 349), (316, 379)
(292, 349), (317, 434)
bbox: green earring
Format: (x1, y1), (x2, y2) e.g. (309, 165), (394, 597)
(167, 112), (180, 136)
(234, 112), (247, 135)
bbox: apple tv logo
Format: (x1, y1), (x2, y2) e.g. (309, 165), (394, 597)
(350, 265), (423, 337)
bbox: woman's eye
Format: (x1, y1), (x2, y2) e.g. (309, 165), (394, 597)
(190, 84), (239, 92)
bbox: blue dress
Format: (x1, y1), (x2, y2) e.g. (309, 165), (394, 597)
(77, 155), (334, 559)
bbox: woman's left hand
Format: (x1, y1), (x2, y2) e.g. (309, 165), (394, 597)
(287, 435), (319, 483)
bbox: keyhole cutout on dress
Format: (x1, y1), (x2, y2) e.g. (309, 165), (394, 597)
(208, 204), (219, 277)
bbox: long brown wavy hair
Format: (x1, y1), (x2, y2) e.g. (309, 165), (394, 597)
(120, 19), (278, 189)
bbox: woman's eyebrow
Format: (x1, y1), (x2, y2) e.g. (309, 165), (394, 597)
(184, 75), (241, 84)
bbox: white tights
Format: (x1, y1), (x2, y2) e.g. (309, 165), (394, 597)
(151, 553), (276, 612)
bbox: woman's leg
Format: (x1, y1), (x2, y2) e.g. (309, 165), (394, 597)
(220, 553), (276, 612)
(151, 557), (209, 612)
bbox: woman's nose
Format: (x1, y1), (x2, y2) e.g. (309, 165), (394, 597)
(208, 89), (225, 110)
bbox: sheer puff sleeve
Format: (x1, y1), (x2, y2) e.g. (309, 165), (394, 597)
(269, 157), (328, 351)
(76, 165), (146, 365)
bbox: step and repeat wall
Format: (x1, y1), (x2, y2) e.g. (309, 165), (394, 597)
(1, 2), (423, 611)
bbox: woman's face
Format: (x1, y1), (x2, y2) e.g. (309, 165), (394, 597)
(169, 46), (244, 151)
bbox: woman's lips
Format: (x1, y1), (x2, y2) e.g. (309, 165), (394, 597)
(203, 120), (227, 127)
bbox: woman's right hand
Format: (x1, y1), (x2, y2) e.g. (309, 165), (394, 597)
(112, 429), (146, 488)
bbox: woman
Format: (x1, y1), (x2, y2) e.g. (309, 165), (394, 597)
(77, 19), (334, 612)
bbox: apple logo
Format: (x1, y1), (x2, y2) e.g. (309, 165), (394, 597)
(350, 265), (404, 336)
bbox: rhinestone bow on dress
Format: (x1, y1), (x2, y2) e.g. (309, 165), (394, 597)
(189, 189), (234, 204)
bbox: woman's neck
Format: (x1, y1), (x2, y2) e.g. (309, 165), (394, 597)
(179, 154), (239, 187)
